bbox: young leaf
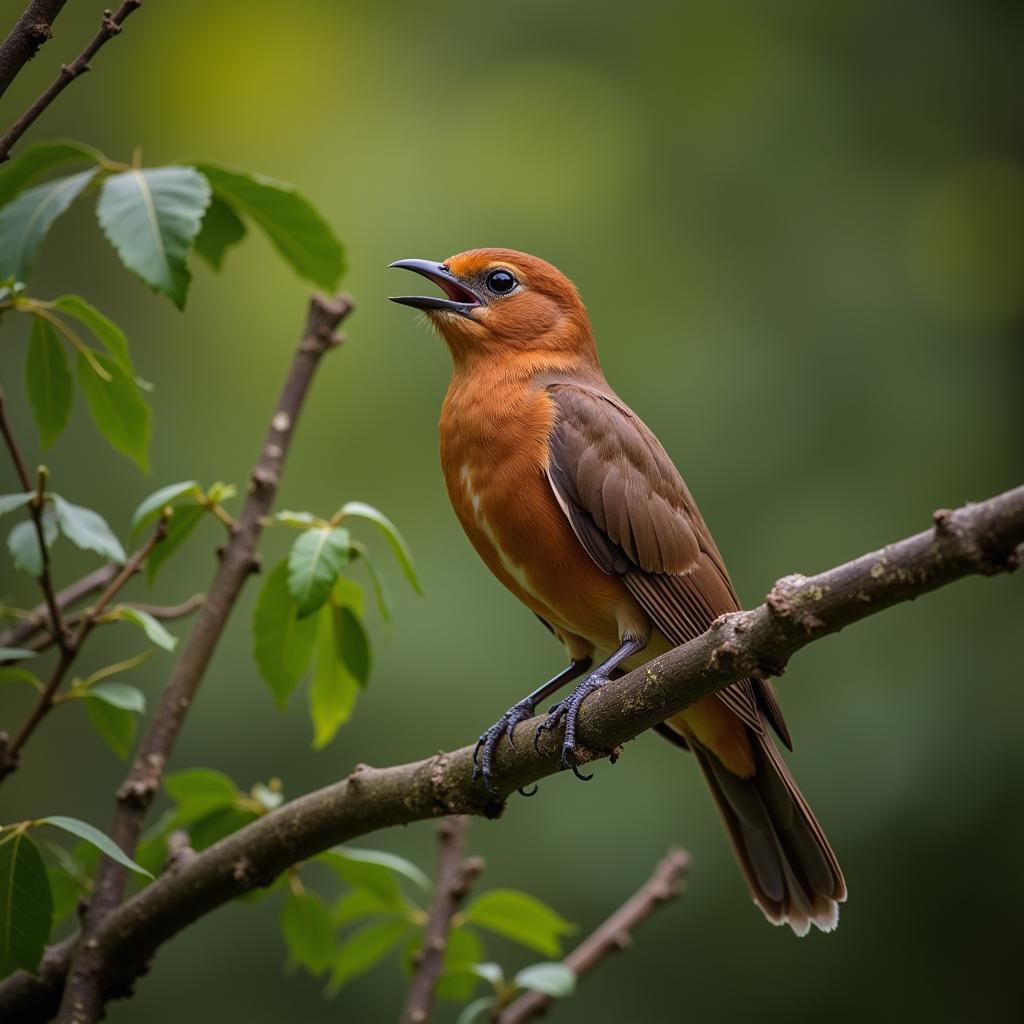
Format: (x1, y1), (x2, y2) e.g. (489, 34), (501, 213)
(116, 606), (178, 651)
(52, 495), (126, 563)
(308, 603), (358, 749)
(287, 526), (350, 618)
(85, 694), (137, 758)
(351, 541), (392, 622)
(145, 503), (203, 583)
(251, 781), (283, 812)
(322, 847), (431, 897)
(0, 493), (34, 516)
(7, 504), (57, 577)
(462, 890), (574, 957)
(326, 918), (411, 996)
(131, 480), (200, 538)
(87, 681), (146, 713)
(0, 648), (37, 662)
(0, 832), (52, 977)
(0, 169), (97, 280)
(26, 316), (73, 447)
(252, 560), (317, 709)
(0, 139), (103, 207)
(281, 890), (336, 976)
(96, 166), (211, 309)
(0, 667), (43, 688)
(76, 350), (151, 472)
(194, 163), (345, 289)
(193, 195), (247, 270)
(455, 997), (498, 1024)
(339, 502), (421, 593)
(52, 295), (134, 374)
(336, 605), (371, 687)
(435, 927), (486, 1001)
(514, 962), (577, 998)
(164, 768), (239, 825)
(37, 817), (152, 878)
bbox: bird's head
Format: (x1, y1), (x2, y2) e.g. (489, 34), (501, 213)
(388, 248), (595, 365)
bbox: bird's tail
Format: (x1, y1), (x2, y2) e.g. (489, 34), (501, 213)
(690, 726), (846, 936)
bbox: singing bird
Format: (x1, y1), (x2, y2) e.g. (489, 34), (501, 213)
(389, 249), (846, 934)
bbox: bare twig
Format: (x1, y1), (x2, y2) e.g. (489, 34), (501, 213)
(0, 389), (69, 653)
(0, 0), (143, 163)
(0, 563), (123, 649)
(2, 481), (1021, 1022)
(56, 293), (353, 1024)
(0, 0), (70, 98)
(499, 849), (691, 1023)
(401, 817), (484, 1024)
(1, 513), (169, 779)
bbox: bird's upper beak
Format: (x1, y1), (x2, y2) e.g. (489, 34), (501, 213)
(388, 259), (483, 315)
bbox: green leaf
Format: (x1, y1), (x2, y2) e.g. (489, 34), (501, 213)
(471, 961), (506, 988)
(514, 962), (576, 998)
(0, 493), (33, 516)
(46, 864), (85, 927)
(96, 166), (211, 309)
(0, 832), (52, 977)
(0, 667), (42, 688)
(87, 681), (146, 713)
(116, 607), (178, 652)
(193, 195), (247, 270)
(187, 807), (258, 851)
(462, 890), (574, 958)
(8, 504), (56, 577)
(456, 997), (498, 1024)
(326, 918), (411, 996)
(52, 295), (134, 374)
(0, 648), (36, 662)
(131, 480), (200, 538)
(340, 502), (421, 593)
(52, 495), (126, 563)
(308, 603), (358, 749)
(145, 503), (203, 583)
(322, 846), (431, 897)
(0, 140), (103, 207)
(332, 887), (403, 927)
(281, 890), (336, 976)
(0, 169), (97, 280)
(85, 695), (136, 758)
(270, 510), (320, 528)
(194, 163), (345, 289)
(287, 527), (350, 619)
(76, 350), (151, 472)
(351, 542), (392, 622)
(435, 927), (486, 1001)
(252, 560), (317, 709)
(164, 768), (239, 825)
(38, 817), (152, 878)
(336, 605), (371, 687)
(26, 316), (73, 447)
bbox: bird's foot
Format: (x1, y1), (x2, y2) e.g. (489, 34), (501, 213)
(533, 673), (609, 779)
(472, 697), (538, 793)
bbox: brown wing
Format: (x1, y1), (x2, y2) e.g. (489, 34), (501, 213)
(544, 382), (791, 748)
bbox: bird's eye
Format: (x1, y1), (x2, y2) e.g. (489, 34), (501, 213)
(485, 269), (517, 295)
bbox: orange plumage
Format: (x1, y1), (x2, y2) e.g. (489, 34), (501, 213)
(390, 248), (846, 935)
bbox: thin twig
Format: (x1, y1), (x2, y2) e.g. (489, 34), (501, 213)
(0, 0), (70, 98)
(0, 389), (69, 652)
(0, 0), (143, 163)
(0, 563), (123, 649)
(401, 817), (484, 1024)
(498, 849), (691, 1023)
(1, 481), (1022, 1022)
(1, 514), (169, 777)
(56, 293), (353, 1024)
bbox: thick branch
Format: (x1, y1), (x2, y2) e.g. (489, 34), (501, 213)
(2, 481), (1021, 1021)
(499, 848), (690, 1023)
(0, 0), (143, 163)
(401, 817), (484, 1024)
(0, 0), (69, 98)
(55, 293), (353, 1024)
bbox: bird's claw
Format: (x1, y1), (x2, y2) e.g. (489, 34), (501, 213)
(532, 673), (608, 780)
(472, 698), (537, 794)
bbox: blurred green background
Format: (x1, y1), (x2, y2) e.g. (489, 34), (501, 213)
(2, 0), (1022, 1020)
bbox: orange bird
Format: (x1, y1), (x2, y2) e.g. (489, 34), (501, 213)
(390, 248), (846, 935)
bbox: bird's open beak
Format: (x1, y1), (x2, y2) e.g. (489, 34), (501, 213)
(388, 259), (483, 315)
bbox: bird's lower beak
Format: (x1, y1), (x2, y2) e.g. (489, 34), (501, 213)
(388, 259), (483, 315)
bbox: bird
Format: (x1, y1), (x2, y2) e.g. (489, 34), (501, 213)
(389, 248), (846, 935)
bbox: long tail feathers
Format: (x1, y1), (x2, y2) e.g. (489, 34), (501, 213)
(691, 727), (846, 936)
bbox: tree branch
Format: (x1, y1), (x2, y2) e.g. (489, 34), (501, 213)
(0, 0), (143, 163)
(1, 481), (1021, 1021)
(0, 0), (70, 98)
(55, 292), (353, 1024)
(401, 817), (484, 1024)
(498, 848), (690, 1023)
